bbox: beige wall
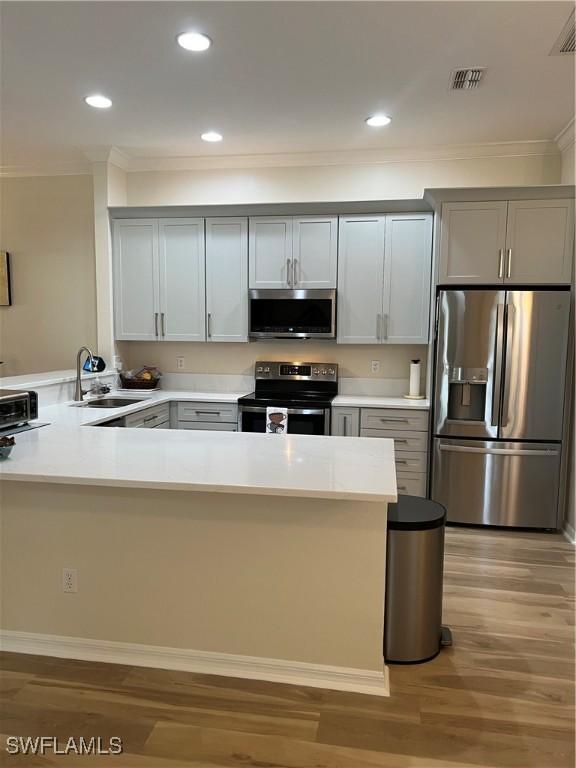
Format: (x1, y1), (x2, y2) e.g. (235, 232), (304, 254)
(0, 175), (96, 376)
(118, 340), (427, 383)
(126, 153), (561, 207)
(561, 143), (575, 184)
(1, 482), (388, 675)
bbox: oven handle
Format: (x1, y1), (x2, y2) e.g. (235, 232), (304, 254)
(239, 406), (327, 416)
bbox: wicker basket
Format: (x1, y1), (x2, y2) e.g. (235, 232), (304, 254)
(119, 375), (160, 390)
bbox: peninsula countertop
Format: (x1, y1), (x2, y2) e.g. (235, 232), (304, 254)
(0, 392), (398, 502)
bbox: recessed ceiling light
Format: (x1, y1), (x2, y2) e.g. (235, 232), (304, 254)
(366, 114), (391, 127)
(201, 131), (223, 143)
(177, 32), (212, 51)
(84, 94), (112, 109)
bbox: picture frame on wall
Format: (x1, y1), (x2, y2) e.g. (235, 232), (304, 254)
(0, 252), (12, 306)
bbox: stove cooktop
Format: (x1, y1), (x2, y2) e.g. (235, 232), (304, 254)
(238, 392), (335, 409)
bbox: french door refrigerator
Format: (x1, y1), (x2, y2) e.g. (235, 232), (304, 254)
(431, 289), (570, 529)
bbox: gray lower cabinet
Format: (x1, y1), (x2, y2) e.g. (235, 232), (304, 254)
(359, 407), (429, 498)
(176, 401), (238, 431)
(124, 403), (171, 429)
(331, 407), (360, 436)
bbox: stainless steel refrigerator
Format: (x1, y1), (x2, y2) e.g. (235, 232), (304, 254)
(430, 289), (570, 529)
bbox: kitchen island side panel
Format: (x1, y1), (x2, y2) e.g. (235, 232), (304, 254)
(1, 482), (387, 676)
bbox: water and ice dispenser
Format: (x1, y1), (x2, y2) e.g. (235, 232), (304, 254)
(446, 367), (488, 422)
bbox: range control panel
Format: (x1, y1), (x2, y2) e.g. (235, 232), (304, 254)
(255, 361), (338, 382)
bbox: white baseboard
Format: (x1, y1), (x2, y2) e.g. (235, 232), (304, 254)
(0, 630), (389, 697)
(562, 521), (576, 546)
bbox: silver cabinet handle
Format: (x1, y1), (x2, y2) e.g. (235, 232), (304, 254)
(293, 257), (298, 287)
(143, 415), (157, 424)
(195, 410), (221, 415)
(379, 417), (409, 423)
(376, 313), (382, 341)
(506, 248), (512, 279)
(207, 312), (212, 339)
(395, 459), (408, 465)
(154, 312), (159, 337)
(498, 249), (504, 279)
(342, 415), (348, 436)
(161, 312), (165, 337)
(286, 257), (292, 287)
(382, 313), (389, 340)
(397, 485), (407, 491)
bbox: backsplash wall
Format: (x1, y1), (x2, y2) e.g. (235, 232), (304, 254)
(117, 341), (428, 385)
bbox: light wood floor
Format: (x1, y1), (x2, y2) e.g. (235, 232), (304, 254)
(0, 528), (574, 768)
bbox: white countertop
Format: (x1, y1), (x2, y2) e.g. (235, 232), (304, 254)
(1, 389), (397, 502)
(42, 390), (247, 427)
(333, 395), (430, 409)
(1, 424), (397, 503)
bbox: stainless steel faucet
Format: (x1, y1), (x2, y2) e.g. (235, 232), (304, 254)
(75, 346), (95, 402)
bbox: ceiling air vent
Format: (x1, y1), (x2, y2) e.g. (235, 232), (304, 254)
(450, 68), (485, 90)
(550, 11), (575, 55)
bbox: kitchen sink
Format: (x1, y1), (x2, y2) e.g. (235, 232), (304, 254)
(77, 397), (147, 408)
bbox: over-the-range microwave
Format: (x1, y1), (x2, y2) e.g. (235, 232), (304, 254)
(248, 289), (336, 339)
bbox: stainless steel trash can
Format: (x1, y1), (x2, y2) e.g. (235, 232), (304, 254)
(384, 495), (447, 664)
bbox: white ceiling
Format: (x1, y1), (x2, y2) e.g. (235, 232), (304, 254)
(1, 1), (574, 169)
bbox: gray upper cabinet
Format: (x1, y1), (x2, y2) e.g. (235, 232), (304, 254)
(158, 219), (205, 342)
(113, 218), (206, 342)
(205, 217), (248, 342)
(113, 219), (160, 341)
(438, 202), (508, 284)
(439, 199), (574, 285)
(248, 217), (293, 288)
(337, 216), (386, 344)
(382, 214), (433, 344)
(505, 200), (574, 284)
(337, 214), (432, 345)
(292, 216), (338, 288)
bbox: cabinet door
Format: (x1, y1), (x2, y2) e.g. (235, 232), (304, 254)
(383, 214), (433, 344)
(248, 217), (293, 288)
(113, 219), (160, 341)
(206, 218), (248, 342)
(158, 219), (205, 342)
(337, 216), (386, 344)
(439, 202), (507, 284)
(331, 407), (360, 436)
(292, 216), (337, 288)
(505, 200), (574, 284)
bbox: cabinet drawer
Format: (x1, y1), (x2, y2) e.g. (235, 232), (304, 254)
(177, 421), (238, 432)
(124, 403), (170, 429)
(153, 420), (170, 429)
(360, 428), (428, 452)
(361, 408), (428, 432)
(394, 451), (427, 473)
(177, 402), (238, 423)
(396, 472), (427, 497)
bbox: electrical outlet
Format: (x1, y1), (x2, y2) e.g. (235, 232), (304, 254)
(371, 360), (381, 374)
(62, 568), (78, 593)
(176, 357), (185, 370)
(113, 355), (123, 371)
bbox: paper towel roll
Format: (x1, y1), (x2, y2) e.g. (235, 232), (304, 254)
(409, 360), (421, 398)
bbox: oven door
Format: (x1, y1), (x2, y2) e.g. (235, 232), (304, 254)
(239, 406), (330, 435)
(248, 289), (336, 339)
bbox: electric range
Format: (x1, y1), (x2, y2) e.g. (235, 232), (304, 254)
(238, 361), (338, 435)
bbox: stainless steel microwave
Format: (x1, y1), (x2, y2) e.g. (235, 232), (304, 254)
(248, 289), (336, 339)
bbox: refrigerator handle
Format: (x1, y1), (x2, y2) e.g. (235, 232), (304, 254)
(491, 303), (505, 427)
(501, 304), (515, 428)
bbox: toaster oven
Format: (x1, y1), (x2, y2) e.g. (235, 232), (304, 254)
(0, 389), (38, 430)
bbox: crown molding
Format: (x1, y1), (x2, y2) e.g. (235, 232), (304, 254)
(124, 140), (560, 173)
(555, 118), (575, 152)
(0, 161), (91, 178)
(0, 139), (561, 178)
